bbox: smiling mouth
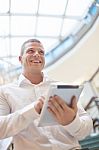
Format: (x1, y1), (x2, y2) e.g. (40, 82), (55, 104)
(30, 60), (42, 64)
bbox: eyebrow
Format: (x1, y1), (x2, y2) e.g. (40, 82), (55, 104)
(26, 47), (44, 50)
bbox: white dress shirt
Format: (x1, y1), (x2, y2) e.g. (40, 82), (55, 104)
(0, 74), (93, 150)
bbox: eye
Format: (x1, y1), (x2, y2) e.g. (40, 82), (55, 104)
(39, 50), (44, 55)
(26, 49), (34, 54)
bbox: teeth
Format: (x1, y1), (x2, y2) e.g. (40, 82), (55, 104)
(34, 61), (40, 63)
(31, 60), (41, 63)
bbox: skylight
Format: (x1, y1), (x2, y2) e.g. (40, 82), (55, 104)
(0, 0), (97, 70)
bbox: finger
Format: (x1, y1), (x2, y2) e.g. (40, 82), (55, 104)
(47, 106), (57, 119)
(39, 96), (45, 103)
(71, 96), (78, 113)
(34, 98), (44, 114)
(49, 96), (63, 113)
(34, 101), (41, 108)
(54, 95), (69, 111)
(48, 99), (63, 119)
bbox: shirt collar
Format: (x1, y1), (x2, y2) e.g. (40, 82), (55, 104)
(18, 73), (51, 87)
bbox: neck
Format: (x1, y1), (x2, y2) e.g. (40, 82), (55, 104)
(23, 71), (43, 84)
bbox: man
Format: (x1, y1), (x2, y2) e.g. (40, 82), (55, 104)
(0, 39), (93, 150)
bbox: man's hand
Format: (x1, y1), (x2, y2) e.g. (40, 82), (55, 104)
(34, 96), (45, 114)
(47, 95), (77, 126)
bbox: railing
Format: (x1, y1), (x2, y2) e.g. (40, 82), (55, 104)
(79, 134), (99, 150)
(84, 96), (99, 133)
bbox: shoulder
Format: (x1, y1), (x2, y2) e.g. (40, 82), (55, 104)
(46, 77), (67, 85)
(0, 81), (18, 92)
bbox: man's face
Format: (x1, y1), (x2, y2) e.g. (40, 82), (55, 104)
(19, 42), (45, 73)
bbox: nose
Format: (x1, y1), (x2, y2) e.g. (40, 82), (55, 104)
(33, 51), (40, 57)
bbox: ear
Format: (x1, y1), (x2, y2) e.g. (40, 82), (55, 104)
(19, 56), (22, 62)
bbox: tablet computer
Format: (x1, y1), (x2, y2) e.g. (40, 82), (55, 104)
(38, 85), (83, 127)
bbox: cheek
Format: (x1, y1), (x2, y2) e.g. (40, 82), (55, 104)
(43, 60), (45, 66)
(21, 56), (28, 65)
(42, 57), (45, 64)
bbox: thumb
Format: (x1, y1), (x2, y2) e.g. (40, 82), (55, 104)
(71, 96), (78, 113)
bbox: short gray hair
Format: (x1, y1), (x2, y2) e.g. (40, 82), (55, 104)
(20, 39), (41, 56)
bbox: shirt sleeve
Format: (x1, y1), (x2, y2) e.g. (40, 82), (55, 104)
(0, 88), (39, 139)
(63, 104), (93, 140)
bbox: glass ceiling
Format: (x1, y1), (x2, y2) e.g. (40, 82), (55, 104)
(0, 0), (98, 83)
